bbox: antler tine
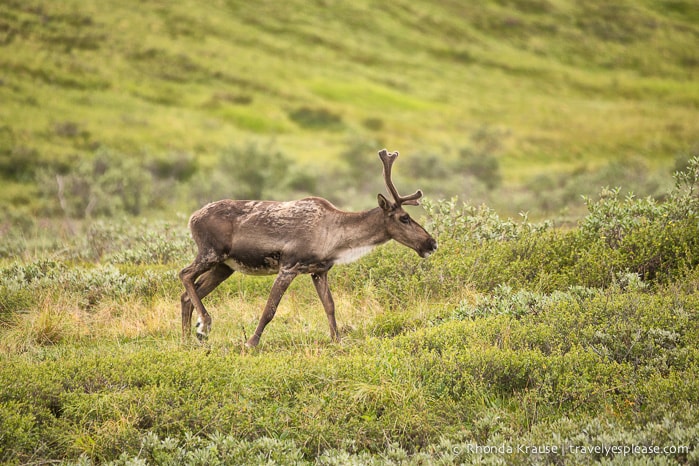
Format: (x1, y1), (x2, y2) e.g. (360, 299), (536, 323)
(377, 149), (423, 206)
(378, 149), (400, 204)
(400, 189), (423, 206)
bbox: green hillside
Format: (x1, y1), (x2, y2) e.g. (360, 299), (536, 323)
(1, 0), (698, 216)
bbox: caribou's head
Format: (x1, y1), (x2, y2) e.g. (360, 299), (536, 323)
(377, 149), (438, 258)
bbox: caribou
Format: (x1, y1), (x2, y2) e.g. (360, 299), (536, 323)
(179, 149), (437, 347)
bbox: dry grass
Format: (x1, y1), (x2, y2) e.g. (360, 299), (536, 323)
(0, 296), (178, 355)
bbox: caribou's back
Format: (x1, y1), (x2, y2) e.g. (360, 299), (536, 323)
(188, 197), (340, 275)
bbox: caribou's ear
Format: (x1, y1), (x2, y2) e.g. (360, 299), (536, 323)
(377, 193), (394, 212)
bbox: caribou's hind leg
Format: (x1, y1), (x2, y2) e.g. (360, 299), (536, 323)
(180, 263), (233, 341)
(180, 252), (229, 341)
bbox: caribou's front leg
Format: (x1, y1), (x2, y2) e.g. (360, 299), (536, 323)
(312, 271), (339, 342)
(246, 266), (299, 347)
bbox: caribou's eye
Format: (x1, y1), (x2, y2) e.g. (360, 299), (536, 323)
(399, 215), (411, 224)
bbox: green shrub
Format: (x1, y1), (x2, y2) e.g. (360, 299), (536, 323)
(0, 126), (39, 181)
(416, 158), (699, 292)
(192, 142), (293, 203)
(288, 106), (343, 130)
(0, 401), (40, 463)
(453, 126), (506, 191)
(0, 259), (175, 316)
(368, 311), (420, 338)
(526, 156), (668, 215)
(422, 197), (551, 243)
(453, 284), (601, 321)
(0, 259), (59, 319)
(0, 229), (26, 259)
(36, 148), (152, 218)
(84, 219), (192, 263)
(148, 151), (198, 182)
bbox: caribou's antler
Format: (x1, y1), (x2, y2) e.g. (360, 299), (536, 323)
(378, 149), (423, 206)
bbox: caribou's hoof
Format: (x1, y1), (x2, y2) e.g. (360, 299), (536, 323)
(195, 317), (210, 343)
(245, 335), (260, 348)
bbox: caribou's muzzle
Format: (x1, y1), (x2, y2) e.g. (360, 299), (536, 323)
(419, 238), (438, 258)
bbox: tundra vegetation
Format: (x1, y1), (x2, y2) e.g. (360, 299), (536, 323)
(2, 161), (699, 464)
(1, 0), (699, 464)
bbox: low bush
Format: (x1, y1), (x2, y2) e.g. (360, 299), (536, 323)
(86, 219), (193, 264)
(344, 158), (699, 299)
(2, 295), (697, 464)
(288, 107), (343, 130)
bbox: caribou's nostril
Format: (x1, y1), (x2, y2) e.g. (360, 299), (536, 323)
(419, 238), (438, 258)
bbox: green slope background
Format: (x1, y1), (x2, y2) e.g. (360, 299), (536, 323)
(1, 0), (698, 217)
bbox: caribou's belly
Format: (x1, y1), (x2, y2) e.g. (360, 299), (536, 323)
(224, 255), (280, 275)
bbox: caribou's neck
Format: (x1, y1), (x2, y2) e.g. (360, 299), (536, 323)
(340, 207), (389, 246)
(330, 207), (388, 264)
